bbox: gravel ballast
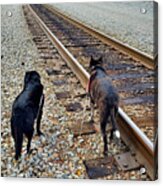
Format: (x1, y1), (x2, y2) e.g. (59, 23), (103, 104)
(52, 1), (157, 57)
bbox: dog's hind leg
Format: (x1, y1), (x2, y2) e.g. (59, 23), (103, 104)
(100, 110), (109, 156)
(15, 129), (23, 160)
(36, 94), (44, 136)
(26, 130), (34, 154)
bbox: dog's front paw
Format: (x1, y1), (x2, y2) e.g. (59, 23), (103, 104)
(15, 155), (19, 161)
(89, 119), (94, 124)
(27, 149), (33, 154)
(37, 131), (44, 136)
(103, 151), (108, 157)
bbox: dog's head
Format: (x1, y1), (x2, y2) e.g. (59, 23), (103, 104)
(24, 71), (41, 86)
(89, 56), (103, 70)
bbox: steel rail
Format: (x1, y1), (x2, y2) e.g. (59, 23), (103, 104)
(27, 5), (156, 180)
(44, 4), (157, 70)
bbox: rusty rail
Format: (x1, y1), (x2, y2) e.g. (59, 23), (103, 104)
(44, 4), (157, 70)
(27, 5), (156, 180)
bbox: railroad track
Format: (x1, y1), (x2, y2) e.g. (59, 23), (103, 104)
(45, 4), (157, 70)
(23, 4), (157, 180)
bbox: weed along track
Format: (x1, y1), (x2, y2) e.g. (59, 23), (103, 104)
(21, 4), (157, 180)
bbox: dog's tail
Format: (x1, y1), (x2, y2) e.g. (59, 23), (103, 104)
(11, 114), (23, 160)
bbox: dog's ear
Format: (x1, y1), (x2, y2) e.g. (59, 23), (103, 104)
(24, 71), (31, 85)
(98, 56), (103, 64)
(90, 55), (95, 63)
(90, 55), (95, 67)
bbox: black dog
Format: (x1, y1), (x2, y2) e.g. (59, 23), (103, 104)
(88, 56), (120, 156)
(11, 71), (44, 160)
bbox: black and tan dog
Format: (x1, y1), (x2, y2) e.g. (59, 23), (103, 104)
(11, 71), (44, 160)
(88, 56), (120, 156)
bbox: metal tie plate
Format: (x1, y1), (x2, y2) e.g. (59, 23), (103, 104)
(114, 151), (140, 171)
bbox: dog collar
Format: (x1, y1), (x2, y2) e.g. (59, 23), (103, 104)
(86, 78), (91, 93)
(86, 71), (97, 93)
